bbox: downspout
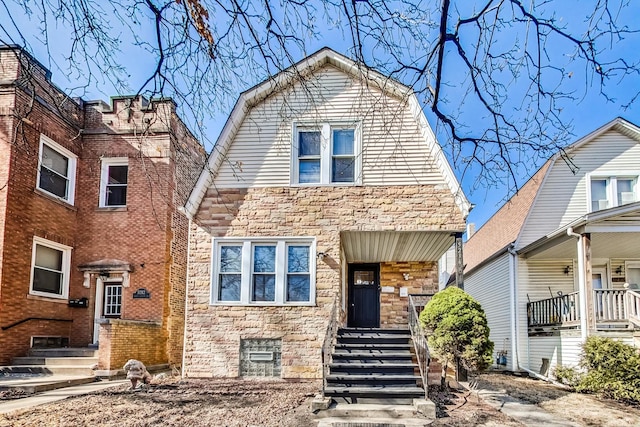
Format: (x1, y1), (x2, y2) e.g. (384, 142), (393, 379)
(567, 227), (588, 342)
(507, 245), (520, 372)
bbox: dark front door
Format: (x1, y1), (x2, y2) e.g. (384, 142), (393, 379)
(348, 264), (380, 328)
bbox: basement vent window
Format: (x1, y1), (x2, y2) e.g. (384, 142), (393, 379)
(31, 336), (69, 348)
(240, 339), (281, 377)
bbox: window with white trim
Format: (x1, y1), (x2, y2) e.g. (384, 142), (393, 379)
(589, 175), (637, 212)
(292, 123), (360, 185)
(212, 238), (316, 305)
(37, 135), (77, 204)
(99, 158), (128, 207)
(30, 237), (72, 299)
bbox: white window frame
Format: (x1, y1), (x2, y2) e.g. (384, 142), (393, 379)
(587, 172), (639, 212)
(36, 135), (77, 205)
(29, 236), (72, 300)
(291, 122), (362, 185)
(99, 158), (129, 207)
(210, 237), (316, 306)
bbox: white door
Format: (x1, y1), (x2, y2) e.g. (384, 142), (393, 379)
(592, 267), (609, 318)
(93, 277), (123, 345)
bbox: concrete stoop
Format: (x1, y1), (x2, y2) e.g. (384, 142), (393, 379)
(314, 401), (435, 427)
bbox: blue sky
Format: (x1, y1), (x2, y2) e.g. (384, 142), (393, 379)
(2, 1), (639, 231)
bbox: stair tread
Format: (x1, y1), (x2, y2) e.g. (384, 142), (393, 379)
(330, 361), (416, 367)
(324, 386), (425, 394)
(327, 374), (421, 380)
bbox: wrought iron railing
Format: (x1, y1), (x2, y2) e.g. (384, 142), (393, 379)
(626, 290), (640, 327)
(321, 294), (344, 397)
(527, 291), (580, 328)
(408, 294), (432, 399)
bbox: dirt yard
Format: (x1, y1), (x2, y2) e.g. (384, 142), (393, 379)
(1, 372), (639, 426)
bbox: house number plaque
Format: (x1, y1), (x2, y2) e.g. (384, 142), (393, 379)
(133, 288), (151, 299)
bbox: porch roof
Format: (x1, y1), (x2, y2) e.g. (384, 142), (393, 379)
(340, 230), (456, 263)
(518, 201), (640, 259)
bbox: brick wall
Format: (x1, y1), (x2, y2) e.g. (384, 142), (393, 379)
(0, 47), (205, 366)
(184, 185), (465, 378)
(379, 261), (438, 327)
(97, 319), (165, 371)
(0, 53), (83, 362)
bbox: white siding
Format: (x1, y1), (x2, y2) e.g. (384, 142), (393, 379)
(518, 130), (640, 248)
(214, 65), (448, 187)
(465, 253), (515, 370)
(525, 332), (583, 373)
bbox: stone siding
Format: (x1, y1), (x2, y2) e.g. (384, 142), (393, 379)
(184, 185), (465, 378)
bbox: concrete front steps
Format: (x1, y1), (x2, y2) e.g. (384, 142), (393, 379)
(324, 328), (426, 404)
(0, 348), (98, 393)
(10, 348), (98, 376)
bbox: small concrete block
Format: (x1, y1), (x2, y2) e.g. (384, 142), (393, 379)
(311, 394), (332, 411)
(413, 398), (436, 418)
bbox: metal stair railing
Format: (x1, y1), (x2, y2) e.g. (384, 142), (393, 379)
(408, 294), (431, 399)
(321, 294), (344, 397)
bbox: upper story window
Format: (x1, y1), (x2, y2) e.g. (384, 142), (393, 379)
(292, 123), (360, 185)
(100, 158), (128, 207)
(212, 238), (316, 306)
(30, 237), (72, 299)
(589, 175), (637, 212)
(37, 135), (77, 205)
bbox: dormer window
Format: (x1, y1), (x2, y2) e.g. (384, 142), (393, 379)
(292, 123), (360, 185)
(589, 175), (637, 212)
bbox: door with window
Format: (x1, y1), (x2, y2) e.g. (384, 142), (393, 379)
(592, 267), (609, 318)
(93, 278), (123, 344)
(348, 264), (380, 328)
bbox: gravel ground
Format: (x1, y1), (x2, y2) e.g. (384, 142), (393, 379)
(1, 373), (639, 426)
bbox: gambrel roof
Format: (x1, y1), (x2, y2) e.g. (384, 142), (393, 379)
(183, 47), (470, 219)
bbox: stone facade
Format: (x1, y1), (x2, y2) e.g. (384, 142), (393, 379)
(184, 185), (465, 379)
(0, 46), (205, 367)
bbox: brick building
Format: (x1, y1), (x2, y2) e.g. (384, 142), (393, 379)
(182, 48), (470, 379)
(0, 46), (206, 371)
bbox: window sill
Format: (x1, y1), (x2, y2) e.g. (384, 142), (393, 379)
(34, 189), (77, 211)
(95, 206), (128, 212)
(209, 302), (316, 307)
(27, 294), (69, 304)
(290, 182), (361, 188)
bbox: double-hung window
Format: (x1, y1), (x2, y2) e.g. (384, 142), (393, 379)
(37, 135), (77, 204)
(30, 237), (72, 299)
(100, 158), (128, 207)
(212, 238), (316, 305)
(293, 123), (360, 185)
(589, 174), (638, 212)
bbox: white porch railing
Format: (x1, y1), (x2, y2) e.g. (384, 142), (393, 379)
(528, 289), (640, 331)
(594, 289), (627, 324)
(628, 290), (640, 328)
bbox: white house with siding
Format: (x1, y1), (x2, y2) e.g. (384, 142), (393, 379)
(464, 117), (640, 376)
(181, 47), (469, 394)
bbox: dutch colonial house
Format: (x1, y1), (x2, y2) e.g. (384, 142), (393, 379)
(0, 46), (206, 373)
(464, 118), (640, 376)
(182, 47), (469, 395)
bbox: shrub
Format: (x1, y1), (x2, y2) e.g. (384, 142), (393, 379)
(576, 336), (640, 402)
(419, 286), (493, 385)
(553, 365), (582, 387)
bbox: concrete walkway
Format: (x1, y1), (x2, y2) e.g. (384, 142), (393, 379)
(474, 386), (581, 427)
(0, 379), (128, 414)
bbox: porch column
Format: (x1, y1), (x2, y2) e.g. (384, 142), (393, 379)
(454, 232), (464, 290)
(568, 228), (588, 341)
(583, 233), (595, 332)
